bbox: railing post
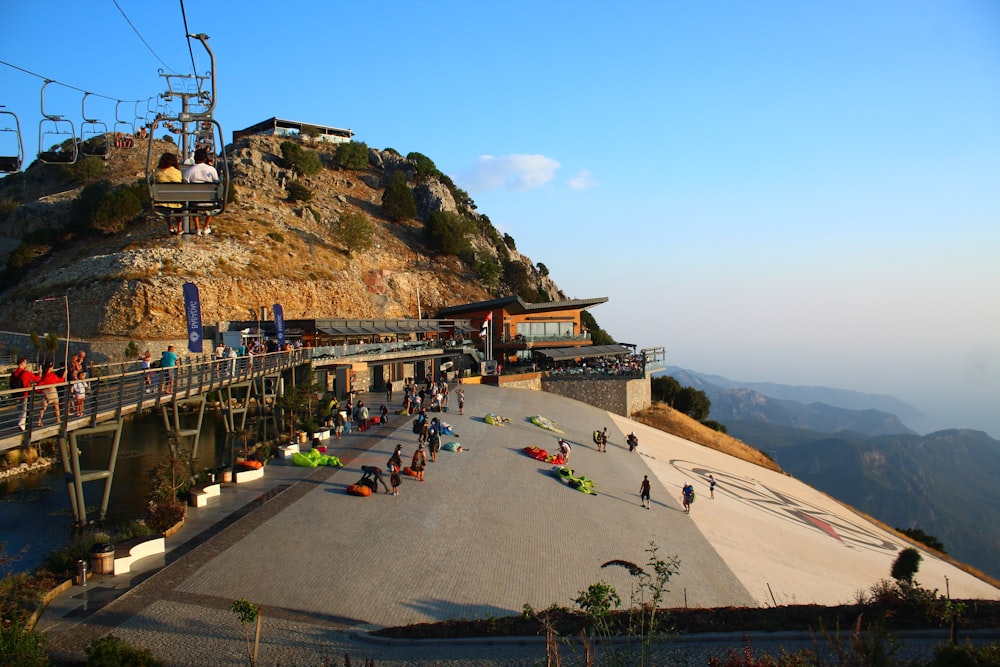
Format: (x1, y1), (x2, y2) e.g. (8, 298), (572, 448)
(115, 367), (127, 420)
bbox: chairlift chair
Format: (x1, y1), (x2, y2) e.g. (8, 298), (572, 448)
(0, 106), (25, 173)
(78, 92), (110, 159)
(146, 115), (229, 220)
(38, 81), (77, 164)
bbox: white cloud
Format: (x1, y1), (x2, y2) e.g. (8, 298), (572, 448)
(567, 169), (598, 190)
(460, 154), (561, 192)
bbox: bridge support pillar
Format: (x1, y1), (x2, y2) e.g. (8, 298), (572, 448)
(59, 421), (124, 527)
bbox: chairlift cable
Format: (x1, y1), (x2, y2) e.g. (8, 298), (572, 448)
(112, 0), (179, 74)
(0, 59), (146, 104)
(179, 0), (203, 91)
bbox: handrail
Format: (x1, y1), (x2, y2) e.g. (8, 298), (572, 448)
(0, 349), (308, 452)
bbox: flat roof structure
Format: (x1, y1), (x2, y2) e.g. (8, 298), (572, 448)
(232, 117), (354, 144)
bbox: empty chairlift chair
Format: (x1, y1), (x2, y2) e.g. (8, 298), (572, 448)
(0, 106), (24, 173)
(37, 81), (77, 165)
(78, 92), (110, 159)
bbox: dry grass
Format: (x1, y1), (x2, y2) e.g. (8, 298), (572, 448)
(633, 402), (783, 473)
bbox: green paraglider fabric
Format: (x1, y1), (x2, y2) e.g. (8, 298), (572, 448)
(293, 449), (343, 468)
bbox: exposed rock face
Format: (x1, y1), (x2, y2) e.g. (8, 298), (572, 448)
(0, 135), (564, 341)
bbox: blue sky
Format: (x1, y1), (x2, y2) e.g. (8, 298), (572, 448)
(3, 1), (999, 436)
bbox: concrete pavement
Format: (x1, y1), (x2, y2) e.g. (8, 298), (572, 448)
(38, 383), (999, 666)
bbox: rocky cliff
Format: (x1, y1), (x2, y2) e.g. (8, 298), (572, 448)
(0, 135), (564, 342)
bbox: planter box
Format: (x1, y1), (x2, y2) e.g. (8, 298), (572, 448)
(278, 443), (300, 459)
(189, 482), (221, 508)
(113, 536), (166, 575)
(314, 429), (330, 441)
(235, 466), (264, 483)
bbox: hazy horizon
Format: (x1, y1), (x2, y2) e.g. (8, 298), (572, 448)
(3, 2), (997, 441)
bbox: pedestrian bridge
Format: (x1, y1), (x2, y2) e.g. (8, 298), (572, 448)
(0, 348), (311, 454)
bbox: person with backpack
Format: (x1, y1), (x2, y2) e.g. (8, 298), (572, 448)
(682, 482), (695, 514)
(10, 358), (38, 431)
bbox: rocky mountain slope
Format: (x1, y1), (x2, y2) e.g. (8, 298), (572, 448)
(0, 135), (563, 341)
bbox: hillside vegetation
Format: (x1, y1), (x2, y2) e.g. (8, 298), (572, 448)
(0, 135), (564, 341)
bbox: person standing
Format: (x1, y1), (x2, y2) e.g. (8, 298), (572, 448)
(427, 425), (441, 462)
(35, 362), (63, 425)
(627, 433), (639, 452)
(411, 443), (426, 481)
(389, 464), (401, 496)
(387, 444), (403, 471)
(708, 474), (717, 500)
(457, 388), (465, 415)
(639, 475), (651, 509)
(334, 409), (345, 440)
(598, 427), (608, 453)
(161, 345), (178, 393)
(72, 371), (88, 417)
(140, 351), (153, 392)
(386, 383), (392, 403)
(682, 483), (695, 514)
(11, 357), (37, 431)
(183, 147), (219, 236)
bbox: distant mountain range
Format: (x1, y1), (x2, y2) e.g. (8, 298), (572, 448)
(657, 367), (1000, 581)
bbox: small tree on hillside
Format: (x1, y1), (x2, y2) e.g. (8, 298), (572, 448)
(333, 212), (374, 257)
(581, 311), (615, 345)
(382, 171), (416, 222)
(891, 547), (922, 588)
(300, 124), (321, 145)
(674, 386), (711, 420)
(335, 141), (369, 170)
(651, 375), (682, 406)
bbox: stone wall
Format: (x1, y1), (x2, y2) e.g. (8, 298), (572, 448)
(540, 375), (650, 417)
(0, 330), (188, 369)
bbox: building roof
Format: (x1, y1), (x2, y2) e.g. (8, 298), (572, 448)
(232, 117), (354, 141)
(436, 295), (608, 318)
(534, 344), (636, 362)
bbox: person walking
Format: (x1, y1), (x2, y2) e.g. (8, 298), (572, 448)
(708, 474), (717, 500)
(682, 483), (695, 514)
(411, 443), (426, 481)
(598, 427), (608, 453)
(386, 383), (392, 403)
(639, 475), (651, 509)
(627, 433), (639, 452)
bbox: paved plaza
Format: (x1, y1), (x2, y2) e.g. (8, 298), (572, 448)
(39, 383), (999, 666)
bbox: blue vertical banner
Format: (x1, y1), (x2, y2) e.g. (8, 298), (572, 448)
(184, 282), (203, 353)
(273, 303), (285, 348)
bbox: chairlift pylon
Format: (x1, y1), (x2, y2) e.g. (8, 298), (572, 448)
(79, 92), (110, 159)
(38, 80), (78, 164)
(0, 105), (25, 173)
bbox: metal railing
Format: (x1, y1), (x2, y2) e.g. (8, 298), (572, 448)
(0, 349), (308, 452)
